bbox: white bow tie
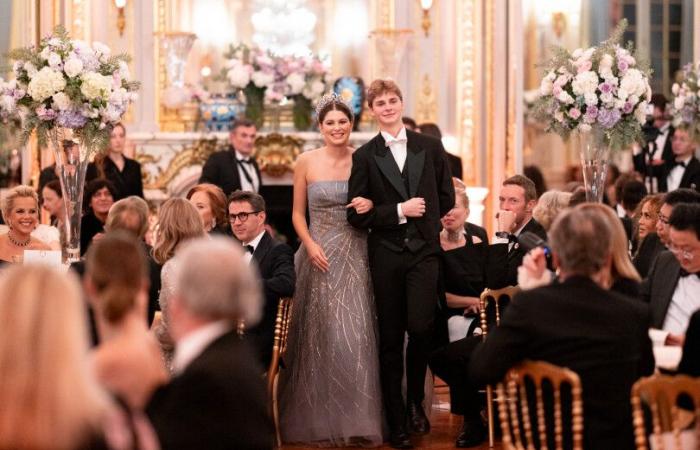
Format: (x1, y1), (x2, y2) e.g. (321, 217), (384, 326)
(385, 138), (407, 147)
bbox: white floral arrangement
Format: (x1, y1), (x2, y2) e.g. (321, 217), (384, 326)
(6, 26), (139, 151)
(669, 62), (700, 140)
(0, 77), (21, 126)
(277, 54), (330, 102)
(223, 43), (277, 95)
(535, 20), (652, 150)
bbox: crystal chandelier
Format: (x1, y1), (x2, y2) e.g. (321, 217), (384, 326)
(251, 0), (317, 56)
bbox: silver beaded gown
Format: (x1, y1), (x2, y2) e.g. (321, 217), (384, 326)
(279, 180), (385, 447)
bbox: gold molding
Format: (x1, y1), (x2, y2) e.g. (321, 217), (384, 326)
(416, 74), (437, 123)
(70, 0), (89, 41)
(456, 0), (480, 186)
(155, 0), (167, 130)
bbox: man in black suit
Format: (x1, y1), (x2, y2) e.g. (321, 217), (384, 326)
(664, 128), (700, 192)
(633, 93), (675, 193)
(228, 190), (295, 367)
(469, 206), (655, 450)
(486, 174), (547, 289)
(200, 119), (262, 195)
(643, 203), (700, 347)
(348, 80), (454, 448)
(146, 236), (274, 450)
(678, 309), (700, 376)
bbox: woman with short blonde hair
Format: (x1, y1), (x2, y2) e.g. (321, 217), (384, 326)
(532, 190), (572, 232)
(0, 185), (51, 263)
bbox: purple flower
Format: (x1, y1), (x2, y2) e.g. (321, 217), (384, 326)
(36, 105), (57, 121)
(617, 60), (629, 73)
(56, 109), (88, 128)
(599, 82), (614, 94)
(585, 105), (598, 118)
(597, 108), (621, 129)
(622, 102), (634, 114)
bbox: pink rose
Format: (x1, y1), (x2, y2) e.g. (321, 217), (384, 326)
(568, 108), (582, 119)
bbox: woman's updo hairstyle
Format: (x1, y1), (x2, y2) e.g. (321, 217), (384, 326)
(316, 92), (354, 124)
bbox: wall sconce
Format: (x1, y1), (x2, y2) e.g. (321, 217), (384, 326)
(114, 0), (126, 36)
(419, 0), (434, 37)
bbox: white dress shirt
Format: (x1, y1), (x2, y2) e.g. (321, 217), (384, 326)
(666, 155), (692, 192)
(243, 229), (266, 264)
(172, 320), (232, 374)
(662, 274), (700, 336)
(381, 128), (409, 224)
(235, 150), (260, 193)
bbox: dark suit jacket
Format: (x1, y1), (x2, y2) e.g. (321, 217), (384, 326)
(199, 146), (262, 196)
(678, 309), (700, 376)
(248, 232), (295, 367)
(485, 218), (547, 289)
(347, 130), (454, 252)
(86, 156), (144, 200)
(632, 232), (665, 279)
(633, 126), (674, 191)
(469, 276), (654, 450)
(640, 250), (681, 328)
(446, 153), (463, 180)
(146, 330), (274, 450)
(675, 156), (700, 191)
(465, 222), (488, 244)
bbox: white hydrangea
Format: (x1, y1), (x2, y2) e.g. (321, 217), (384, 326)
(571, 71), (599, 96)
(584, 93), (598, 106)
(48, 52), (62, 69)
(285, 72), (305, 95)
(92, 41), (112, 61)
(556, 90), (575, 104)
(27, 67), (66, 102)
(64, 57), (84, 78)
(251, 71), (274, 88)
(118, 61), (130, 81)
(24, 62), (38, 76)
(634, 102), (648, 124)
(227, 65), (251, 89)
(674, 96), (685, 110)
(619, 69), (647, 99)
(599, 54), (614, 70)
(539, 71), (556, 96)
(80, 72), (112, 100)
(52, 92), (72, 111)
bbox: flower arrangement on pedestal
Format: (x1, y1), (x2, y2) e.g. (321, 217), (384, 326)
(5, 25), (139, 261)
(535, 19), (652, 201)
(223, 43), (329, 130)
(0, 77), (23, 186)
(669, 62), (700, 139)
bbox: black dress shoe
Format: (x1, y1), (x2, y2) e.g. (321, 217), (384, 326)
(389, 430), (414, 449)
(455, 417), (486, 448)
(407, 402), (430, 435)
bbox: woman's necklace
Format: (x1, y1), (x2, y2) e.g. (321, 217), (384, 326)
(443, 228), (466, 244)
(7, 231), (30, 247)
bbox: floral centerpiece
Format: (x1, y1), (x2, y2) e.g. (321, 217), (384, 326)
(280, 54), (329, 130)
(7, 25), (139, 261)
(669, 62), (700, 140)
(224, 43), (277, 128)
(535, 19), (651, 201)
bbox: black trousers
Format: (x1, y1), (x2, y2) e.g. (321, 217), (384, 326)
(429, 336), (483, 420)
(369, 243), (439, 431)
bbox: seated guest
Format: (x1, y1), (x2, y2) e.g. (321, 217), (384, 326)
(621, 179), (648, 245)
(145, 236), (274, 449)
(470, 206), (654, 450)
(678, 309), (700, 376)
(80, 178), (117, 256)
(152, 198), (206, 370)
(187, 183), (229, 235)
(644, 203), (700, 347)
(655, 188), (700, 249)
(665, 127), (700, 192)
(632, 194), (665, 278)
(85, 232), (168, 410)
(612, 172), (639, 218)
(439, 180), (488, 343)
(532, 190), (571, 232)
(486, 174), (547, 289)
(0, 185), (51, 265)
(228, 190), (295, 367)
(0, 265), (144, 449)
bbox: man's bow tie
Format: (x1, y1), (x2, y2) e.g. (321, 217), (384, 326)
(673, 160), (687, 168)
(385, 138), (407, 147)
(244, 245), (254, 254)
(680, 268), (698, 278)
(238, 158), (252, 165)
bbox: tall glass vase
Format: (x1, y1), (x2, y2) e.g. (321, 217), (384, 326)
(47, 128), (91, 263)
(244, 85), (266, 129)
(576, 127), (610, 203)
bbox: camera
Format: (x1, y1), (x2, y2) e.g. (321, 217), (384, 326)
(517, 232), (551, 257)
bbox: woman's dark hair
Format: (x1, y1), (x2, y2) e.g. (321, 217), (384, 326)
(418, 122), (442, 139)
(523, 165), (547, 199)
(43, 180), (63, 198)
(317, 99), (353, 124)
(83, 178), (117, 213)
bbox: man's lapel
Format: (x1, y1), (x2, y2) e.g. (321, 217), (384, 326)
(372, 135), (409, 200)
(405, 137), (425, 198)
(252, 231), (272, 265)
(227, 147), (241, 186)
(679, 157), (699, 190)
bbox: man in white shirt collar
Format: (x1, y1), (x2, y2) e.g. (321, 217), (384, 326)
(666, 128), (700, 192)
(146, 236), (273, 449)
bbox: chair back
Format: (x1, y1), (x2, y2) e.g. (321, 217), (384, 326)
(479, 286), (519, 339)
(267, 297), (293, 396)
(497, 360), (584, 450)
(631, 374), (700, 450)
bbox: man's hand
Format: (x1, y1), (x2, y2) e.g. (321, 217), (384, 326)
(496, 210), (516, 233)
(401, 197), (426, 218)
(665, 333), (685, 347)
(347, 196), (374, 214)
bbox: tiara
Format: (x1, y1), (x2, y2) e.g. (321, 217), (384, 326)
(314, 92), (354, 120)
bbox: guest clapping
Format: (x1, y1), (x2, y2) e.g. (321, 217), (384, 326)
(0, 185), (51, 264)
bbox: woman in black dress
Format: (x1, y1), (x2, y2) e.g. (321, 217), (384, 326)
(80, 179), (116, 256)
(86, 123), (144, 200)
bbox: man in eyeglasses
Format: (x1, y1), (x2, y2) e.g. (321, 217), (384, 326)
(644, 193), (700, 348)
(228, 190), (295, 367)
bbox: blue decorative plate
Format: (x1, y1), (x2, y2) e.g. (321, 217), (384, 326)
(199, 95), (246, 131)
(333, 77), (365, 129)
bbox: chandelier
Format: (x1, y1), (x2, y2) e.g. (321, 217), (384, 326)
(251, 0), (317, 56)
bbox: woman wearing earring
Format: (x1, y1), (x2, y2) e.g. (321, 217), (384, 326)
(279, 93), (384, 446)
(186, 183), (229, 235)
(0, 186), (52, 264)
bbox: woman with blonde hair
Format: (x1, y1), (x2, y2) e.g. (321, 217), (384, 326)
(85, 231), (168, 411)
(152, 198), (206, 368)
(532, 190), (572, 232)
(0, 185), (52, 264)
(0, 265), (139, 449)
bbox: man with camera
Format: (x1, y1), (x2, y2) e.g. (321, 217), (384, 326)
(633, 94), (675, 193)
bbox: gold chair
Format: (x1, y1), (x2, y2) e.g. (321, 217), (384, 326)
(479, 286), (520, 448)
(496, 360), (583, 450)
(267, 297), (293, 449)
(631, 374), (700, 450)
